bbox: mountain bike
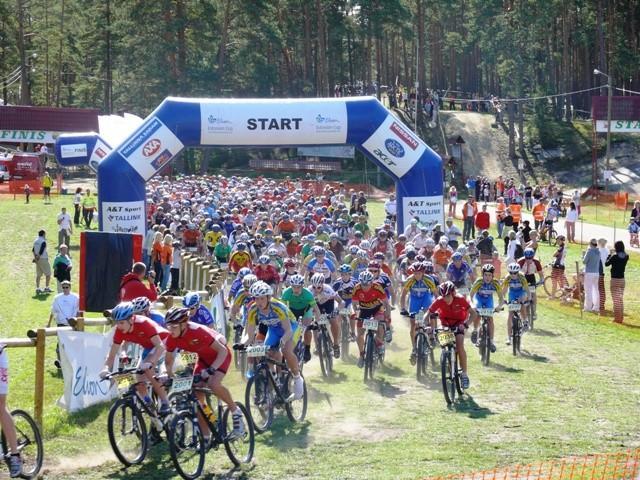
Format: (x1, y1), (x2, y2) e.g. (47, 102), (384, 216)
(436, 327), (464, 405)
(475, 307), (497, 366)
(0, 410), (43, 479)
(103, 367), (171, 467)
(527, 284), (539, 330)
(361, 317), (386, 381)
(232, 324), (247, 380)
(414, 309), (435, 381)
(508, 302), (527, 356)
(168, 369), (254, 480)
(242, 344), (307, 434)
(310, 314), (333, 378)
(339, 307), (352, 361)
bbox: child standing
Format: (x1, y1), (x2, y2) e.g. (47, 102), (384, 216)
(629, 219), (639, 248)
(24, 184), (30, 204)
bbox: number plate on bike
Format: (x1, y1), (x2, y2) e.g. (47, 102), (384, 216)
(416, 316), (426, 327)
(476, 308), (494, 317)
(116, 374), (133, 393)
(179, 352), (199, 366)
(317, 315), (330, 326)
(508, 303), (522, 311)
(245, 345), (268, 357)
(171, 376), (194, 393)
(437, 331), (455, 347)
(363, 319), (378, 330)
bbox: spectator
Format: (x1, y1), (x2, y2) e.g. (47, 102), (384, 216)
(444, 217), (462, 249)
(32, 229), (52, 295)
(81, 189), (96, 229)
(582, 239), (601, 313)
(630, 217), (639, 248)
(572, 190), (582, 215)
(24, 184), (30, 204)
(597, 238), (608, 315)
(57, 206), (73, 248)
(605, 241), (629, 323)
(565, 202), (578, 243)
(170, 241), (182, 294)
(550, 235), (567, 298)
(160, 234), (174, 291)
(524, 183), (533, 210)
(52, 245), (72, 293)
(521, 220), (532, 244)
(476, 230), (495, 265)
(448, 186), (458, 218)
(495, 197), (506, 238)
(119, 262), (158, 302)
(48, 280), (79, 368)
(151, 231), (164, 287)
(143, 225), (158, 269)
(462, 198), (477, 242)
(475, 204), (490, 232)
(384, 194), (396, 224)
(42, 172), (53, 204)
(532, 199), (546, 231)
(72, 188), (82, 226)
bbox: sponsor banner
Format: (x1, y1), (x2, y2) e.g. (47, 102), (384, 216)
(210, 291), (226, 338)
(361, 116), (426, 178)
(297, 145), (355, 159)
(88, 139), (111, 172)
(595, 120), (640, 133)
(60, 143), (88, 159)
(118, 117), (184, 180)
(0, 129), (60, 144)
(402, 195), (444, 231)
(200, 99), (347, 145)
(102, 200), (145, 234)
(57, 330), (117, 412)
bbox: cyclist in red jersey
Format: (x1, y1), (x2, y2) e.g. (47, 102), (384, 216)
(100, 302), (171, 414)
(427, 281), (477, 389)
(352, 270), (390, 368)
(163, 307), (246, 439)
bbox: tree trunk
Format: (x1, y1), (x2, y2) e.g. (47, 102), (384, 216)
(176, 0), (186, 93)
(216, 0), (233, 85)
(104, 0), (112, 113)
(315, 0), (328, 96)
(303, 1), (313, 93)
(518, 100), (524, 152)
(508, 100), (516, 159)
(16, 0), (31, 105)
(55, 0), (65, 106)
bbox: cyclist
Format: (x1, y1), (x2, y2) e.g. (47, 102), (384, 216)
(332, 264), (357, 340)
(100, 302), (171, 415)
(183, 292), (216, 329)
(368, 260), (396, 309)
(280, 258), (299, 287)
(352, 270), (390, 368)
(446, 252), (475, 290)
(0, 345), (23, 477)
(399, 262), (437, 365)
(131, 296), (165, 327)
(280, 274), (322, 362)
(517, 247), (544, 320)
(241, 281), (304, 399)
(228, 242), (252, 273)
(227, 267), (253, 305)
(350, 249), (370, 280)
(469, 264), (505, 353)
(502, 263), (531, 344)
(343, 244), (360, 265)
(229, 274), (259, 330)
(424, 261), (440, 287)
(432, 236), (453, 274)
(305, 247), (337, 283)
(253, 255), (280, 291)
(163, 307), (246, 439)
(426, 281), (477, 389)
(204, 224), (224, 258)
(310, 273), (345, 358)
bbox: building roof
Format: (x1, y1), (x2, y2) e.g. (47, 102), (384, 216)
(592, 96), (640, 121)
(0, 105), (99, 132)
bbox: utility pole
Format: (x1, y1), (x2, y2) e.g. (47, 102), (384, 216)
(594, 68), (612, 191)
(17, 0), (31, 105)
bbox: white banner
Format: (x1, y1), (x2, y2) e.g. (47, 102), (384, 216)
(595, 120), (640, 132)
(402, 195), (444, 231)
(0, 129), (60, 144)
(102, 201), (146, 234)
(118, 117), (184, 181)
(58, 330), (117, 412)
(361, 116), (426, 178)
(88, 139), (112, 172)
(60, 143), (88, 159)
(210, 291), (227, 338)
(297, 145), (355, 159)
(200, 99), (348, 146)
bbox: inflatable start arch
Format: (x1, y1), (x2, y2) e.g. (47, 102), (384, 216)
(56, 97), (443, 233)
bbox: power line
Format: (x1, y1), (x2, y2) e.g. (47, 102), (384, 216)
(440, 86), (604, 103)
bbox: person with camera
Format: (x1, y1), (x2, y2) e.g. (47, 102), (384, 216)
(119, 262), (158, 302)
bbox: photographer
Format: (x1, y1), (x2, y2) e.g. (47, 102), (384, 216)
(119, 262), (158, 302)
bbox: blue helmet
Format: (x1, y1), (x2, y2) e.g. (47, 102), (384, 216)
(237, 267), (252, 279)
(182, 292), (201, 308)
(339, 264), (353, 274)
(112, 302), (135, 321)
(131, 296), (151, 314)
(524, 248), (535, 259)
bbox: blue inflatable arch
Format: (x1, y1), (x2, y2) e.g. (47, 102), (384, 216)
(56, 97), (443, 234)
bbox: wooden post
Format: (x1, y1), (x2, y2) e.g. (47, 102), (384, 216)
(34, 328), (46, 429)
(75, 317), (85, 332)
(195, 261), (204, 290)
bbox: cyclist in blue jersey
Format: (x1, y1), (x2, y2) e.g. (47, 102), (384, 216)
(227, 267), (253, 305)
(131, 296), (165, 327)
(469, 264), (504, 352)
(305, 247), (337, 283)
(424, 261), (440, 288)
(501, 263), (530, 344)
(446, 252), (476, 289)
(183, 292), (215, 329)
(333, 264), (357, 339)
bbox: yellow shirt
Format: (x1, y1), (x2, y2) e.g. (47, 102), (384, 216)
(204, 230), (223, 248)
(42, 176), (53, 188)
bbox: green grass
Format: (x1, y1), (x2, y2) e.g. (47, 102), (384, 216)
(1, 196), (639, 479)
(577, 202), (635, 229)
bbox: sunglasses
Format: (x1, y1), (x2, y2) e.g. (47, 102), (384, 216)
(62, 286), (70, 289)
(312, 285), (323, 289)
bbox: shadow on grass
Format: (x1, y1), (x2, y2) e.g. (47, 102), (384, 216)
(379, 362), (404, 376)
(417, 371), (441, 391)
(519, 351), (550, 363)
(316, 370), (348, 385)
(31, 293), (53, 301)
(307, 383), (333, 406)
(529, 328), (560, 337)
(366, 377), (406, 398)
(452, 394), (495, 419)
(257, 418), (310, 451)
(487, 362), (523, 373)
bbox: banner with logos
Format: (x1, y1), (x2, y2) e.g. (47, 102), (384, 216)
(402, 195), (444, 231)
(595, 120), (640, 133)
(102, 201), (146, 234)
(210, 290), (227, 338)
(0, 129), (60, 144)
(57, 330), (117, 412)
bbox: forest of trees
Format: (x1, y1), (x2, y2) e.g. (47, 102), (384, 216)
(1, 0), (639, 118)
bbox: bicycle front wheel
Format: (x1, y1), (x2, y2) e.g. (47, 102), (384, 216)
(512, 316), (521, 356)
(168, 410), (205, 480)
(222, 402), (255, 466)
(480, 322), (490, 366)
(107, 398), (148, 467)
(316, 329), (330, 378)
(416, 333), (427, 381)
(245, 367), (273, 433)
(0, 409), (43, 479)
(543, 274), (564, 299)
(284, 372), (307, 423)
(364, 332), (376, 381)
(440, 349), (455, 405)
(341, 316), (350, 361)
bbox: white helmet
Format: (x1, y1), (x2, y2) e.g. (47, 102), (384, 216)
(310, 273), (325, 286)
(289, 274), (305, 287)
(359, 270), (374, 283)
(249, 281), (273, 297)
(425, 238), (436, 248)
(507, 263), (521, 274)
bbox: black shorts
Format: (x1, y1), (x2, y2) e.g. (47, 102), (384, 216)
(524, 274), (536, 286)
(317, 300), (335, 315)
(358, 305), (382, 320)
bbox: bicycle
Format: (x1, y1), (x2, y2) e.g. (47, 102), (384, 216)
(0, 410), (43, 479)
(508, 302), (526, 356)
(339, 307), (352, 361)
(362, 317), (386, 381)
(475, 307), (498, 366)
(435, 327), (464, 405)
(168, 368), (255, 480)
(414, 309), (435, 381)
(242, 344), (308, 434)
(103, 367), (170, 467)
(526, 283), (541, 330)
(542, 263), (580, 302)
(232, 323), (248, 380)
(310, 314), (333, 378)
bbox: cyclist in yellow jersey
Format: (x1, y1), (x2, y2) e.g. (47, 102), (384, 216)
(204, 226), (223, 256)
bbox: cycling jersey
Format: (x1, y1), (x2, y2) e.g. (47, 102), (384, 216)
(113, 315), (169, 350)
(332, 277), (356, 305)
(350, 259), (369, 279)
(470, 278), (502, 309)
(312, 284), (338, 314)
(204, 230), (223, 248)
(228, 278), (243, 301)
(189, 304), (215, 328)
(446, 262), (473, 286)
(165, 322), (231, 374)
(432, 246), (453, 267)
(428, 295), (471, 328)
(352, 283), (386, 318)
(374, 272), (393, 296)
(307, 258), (336, 280)
(402, 275), (437, 315)
(517, 258), (543, 285)
(281, 287), (316, 319)
(502, 272), (529, 302)
(254, 265), (280, 285)
(229, 250), (252, 273)
(246, 298), (297, 327)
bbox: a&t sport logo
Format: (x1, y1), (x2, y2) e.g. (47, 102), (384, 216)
(142, 139), (161, 157)
(384, 138), (405, 158)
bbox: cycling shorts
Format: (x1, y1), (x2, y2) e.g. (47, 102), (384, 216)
(439, 318), (466, 331)
(357, 304), (382, 321)
(508, 290), (527, 303)
(524, 274), (537, 286)
(409, 294), (434, 316)
(317, 299), (336, 316)
(264, 321), (301, 350)
(290, 306), (314, 322)
(473, 295), (494, 310)
(0, 350), (7, 395)
(194, 350), (231, 376)
(356, 309), (385, 329)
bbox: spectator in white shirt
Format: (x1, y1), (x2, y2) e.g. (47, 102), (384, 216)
(57, 207), (73, 248)
(444, 217), (462, 249)
(143, 225), (159, 269)
(384, 194), (397, 223)
(48, 280), (79, 369)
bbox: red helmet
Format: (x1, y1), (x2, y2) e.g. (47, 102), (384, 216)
(367, 260), (381, 270)
(438, 281), (456, 297)
(283, 258), (297, 268)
